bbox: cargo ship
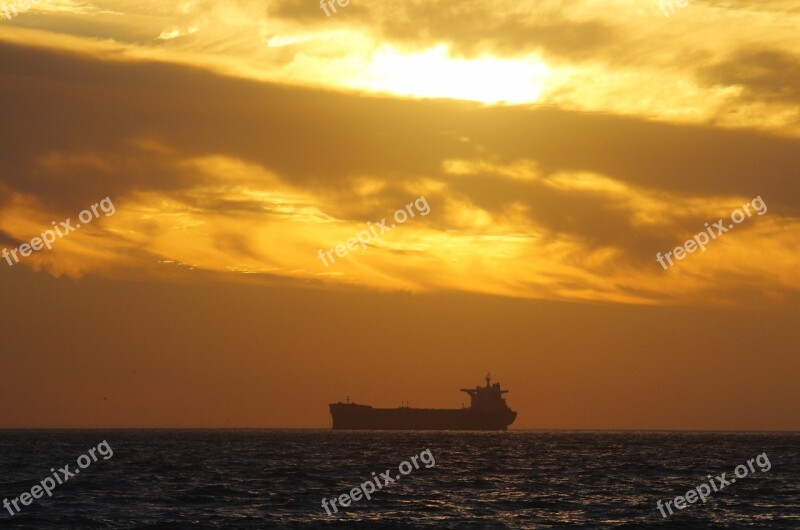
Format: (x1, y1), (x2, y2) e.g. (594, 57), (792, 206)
(329, 374), (517, 430)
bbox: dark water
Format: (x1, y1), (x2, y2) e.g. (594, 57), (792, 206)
(0, 430), (797, 529)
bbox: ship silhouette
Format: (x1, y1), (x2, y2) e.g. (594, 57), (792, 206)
(329, 374), (517, 430)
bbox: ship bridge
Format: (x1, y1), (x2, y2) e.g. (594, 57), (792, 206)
(460, 374), (511, 411)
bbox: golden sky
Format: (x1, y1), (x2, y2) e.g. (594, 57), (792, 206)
(0, 0), (798, 429)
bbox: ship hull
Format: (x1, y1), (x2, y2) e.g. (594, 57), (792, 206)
(330, 404), (516, 431)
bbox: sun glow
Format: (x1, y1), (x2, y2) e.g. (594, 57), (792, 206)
(358, 45), (550, 104)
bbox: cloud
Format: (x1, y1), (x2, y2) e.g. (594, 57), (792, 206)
(700, 48), (800, 104)
(0, 33), (798, 304)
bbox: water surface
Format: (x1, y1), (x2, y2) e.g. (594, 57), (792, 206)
(0, 430), (797, 529)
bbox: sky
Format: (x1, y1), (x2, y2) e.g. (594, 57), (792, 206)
(0, 0), (798, 429)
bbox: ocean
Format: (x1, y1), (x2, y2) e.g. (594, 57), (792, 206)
(0, 430), (797, 529)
